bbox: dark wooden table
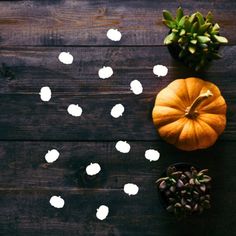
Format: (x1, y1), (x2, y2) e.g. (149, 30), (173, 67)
(0, 1), (235, 235)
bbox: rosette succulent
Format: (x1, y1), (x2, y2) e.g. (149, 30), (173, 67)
(156, 165), (212, 217)
(163, 7), (228, 70)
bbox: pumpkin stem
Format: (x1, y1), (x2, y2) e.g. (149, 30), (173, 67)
(185, 90), (213, 118)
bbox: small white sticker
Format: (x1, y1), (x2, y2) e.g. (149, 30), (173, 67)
(124, 183), (139, 196)
(130, 80), (143, 95)
(49, 196), (65, 208)
(115, 141), (130, 153)
(39, 86), (51, 102)
(98, 66), (113, 79)
(86, 163), (101, 176)
(67, 104), (83, 117)
(110, 104), (125, 118)
(58, 52), (73, 64)
(45, 149), (60, 163)
(153, 65), (168, 77)
(96, 205), (109, 220)
(145, 149), (160, 162)
(107, 29), (122, 41)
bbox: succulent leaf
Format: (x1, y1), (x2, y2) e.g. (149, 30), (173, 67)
(176, 7), (184, 22)
(214, 35), (228, 43)
(163, 10), (175, 21)
(206, 11), (213, 23)
(197, 36), (211, 43)
(164, 32), (177, 44)
(178, 15), (187, 27)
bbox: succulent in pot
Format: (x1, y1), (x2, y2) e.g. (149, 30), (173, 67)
(162, 7), (228, 71)
(156, 163), (212, 218)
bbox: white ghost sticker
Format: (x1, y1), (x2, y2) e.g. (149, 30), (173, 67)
(145, 149), (160, 162)
(58, 52), (74, 64)
(67, 104), (83, 117)
(153, 65), (168, 77)
(124, 183), (139, 196)
(110, 104), (125, 118)
(45, 149), (60, 163)
(115, 141), (130, 153)
(98, 66), (113, 79)
(130, 80), (143, 95)
(96, 205), (109, 220)
(49, 196), (65, 208)
(86, 163), (101, 176)
(39, 86), (51, 102)
(107, 29), (122, 41)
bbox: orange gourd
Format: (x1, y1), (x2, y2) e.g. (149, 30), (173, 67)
(152, 77), (227, 151)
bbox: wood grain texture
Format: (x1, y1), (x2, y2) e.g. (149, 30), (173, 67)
(0, 0), (234, 46)
(0, 141), (235, 235)
(0, 1), (235, 235)
(0, 46), (235, 141)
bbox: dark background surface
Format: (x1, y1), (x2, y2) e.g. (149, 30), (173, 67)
(0, 1), (235, 235)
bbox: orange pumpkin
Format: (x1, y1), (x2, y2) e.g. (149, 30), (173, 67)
(152, 77), (227, 151)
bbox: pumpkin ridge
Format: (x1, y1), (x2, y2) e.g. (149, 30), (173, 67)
(183, 79), (191, 105)
(197, 114), (226, 135)
(195, 117), (219, 137)
(167, 86), (190, 108)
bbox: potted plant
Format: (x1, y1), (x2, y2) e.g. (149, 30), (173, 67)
(156, 163), (212, 217)
(162, 7), (228, 71)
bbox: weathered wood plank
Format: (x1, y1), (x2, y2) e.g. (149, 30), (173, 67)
(0, 141), (235, 235)
(0, 0), (234, 46)
(0, 46), (235, 140)
(0, 140), (234, 189)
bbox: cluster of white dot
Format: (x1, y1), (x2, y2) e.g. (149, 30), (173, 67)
(42, 28), (165, 221)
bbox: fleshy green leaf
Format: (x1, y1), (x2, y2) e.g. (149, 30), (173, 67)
(191, 22), (199, 33)
(178, 15), (187, 27)
(188, 45), (196, 54)
(163, 10), (174, 21)
(214, 35), (228, 44)
(172, 28), (178, 33)
(206, 12), (213, 23)
(163, 20), (176, 28)
(197, 36), (211, 43)
(190, 39), (197, 44)
(176, 7), (184, 22)
(196, 12), (204, 25)
(189, 13), (196, 23)
(212, 23), (220, 33)
(164, 32), (177, 44)
(179, 29), (186, 36)
(199, 23), (211, 34)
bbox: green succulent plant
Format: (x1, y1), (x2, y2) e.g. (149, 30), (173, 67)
(163, 7), (228, 71)
(156, 166), (211, 218)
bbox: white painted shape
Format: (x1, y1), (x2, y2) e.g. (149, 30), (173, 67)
(107, 29), (122, 41)
(110, 104), (125, 118)
(153, 65), (168, 77)
(96, 205), (109, 220)
(67, 104), (83, 117)
(115, 141), (130, 153)
(39, 86), (51, 102)
(130, 80), (143, 95)
(45, 149), (60, 163)
(124, 183), (139, 196)
(145, 149), (160, 162)
(49, 196), (65, 208)
(86, 163), (101, 176)
(98, 66), (113, 79)
(58, 52), (74, 64)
